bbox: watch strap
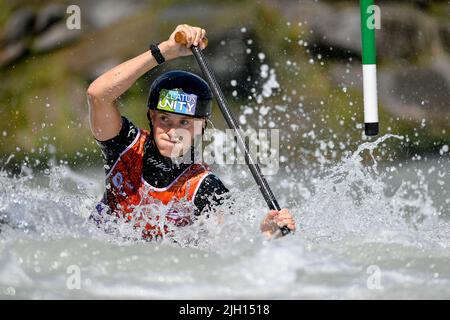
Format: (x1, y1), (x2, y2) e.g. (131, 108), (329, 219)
(150, 43), (165, 65)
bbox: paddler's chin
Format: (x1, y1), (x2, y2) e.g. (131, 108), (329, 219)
(155, 136), (191, 159)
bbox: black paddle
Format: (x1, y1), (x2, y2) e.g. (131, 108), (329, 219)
(175, 31), (291, 237)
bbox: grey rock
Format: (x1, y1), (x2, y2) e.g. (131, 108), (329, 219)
(154, 25), (254, 96)
(76, 0), (151, 29)
(1, 7), (35, 45)
(87, 58), (121, 83)
(376, 5), (435, 61)
(439, 24), (450, 54)
(379, 57), (450, 124)
(275, 1), (439, 62)
(312, 4), (436, 61)
(198, 29), (257, 96)
(0, 41), (27, 68)
(34, 3), (66, 35)
(270, 0), (362, 55)
(31, 23), (82, 54)
(207, 31), (249, 80)
(158, 2), (216, 22)
(311, 7), (362, 56)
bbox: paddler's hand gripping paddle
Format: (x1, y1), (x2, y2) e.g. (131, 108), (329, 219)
(175, 31), (291, 237)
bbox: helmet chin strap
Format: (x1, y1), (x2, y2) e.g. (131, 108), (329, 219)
(146, 110), (154, 141)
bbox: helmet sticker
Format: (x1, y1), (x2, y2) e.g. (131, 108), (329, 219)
(157, 89), (197, 116)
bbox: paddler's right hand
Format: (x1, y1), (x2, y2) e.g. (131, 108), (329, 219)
(261, 208), (296, 239)
(158, 24), (207, 61)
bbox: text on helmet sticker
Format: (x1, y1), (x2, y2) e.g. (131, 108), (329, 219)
(157, 89), (197, 115)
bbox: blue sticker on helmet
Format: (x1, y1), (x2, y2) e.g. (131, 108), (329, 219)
(157, 89), (197, 115)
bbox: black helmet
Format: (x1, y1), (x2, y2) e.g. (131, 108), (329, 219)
(147, 70), (212, 118)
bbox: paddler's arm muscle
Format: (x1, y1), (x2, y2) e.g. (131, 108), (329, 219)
(86, 42), (175, 141)
(86, 24), (207, 141)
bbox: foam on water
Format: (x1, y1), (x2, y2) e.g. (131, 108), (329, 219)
(1, 133), (449, 299)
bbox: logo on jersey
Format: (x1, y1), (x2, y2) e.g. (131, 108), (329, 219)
(112, 172), (123, 188)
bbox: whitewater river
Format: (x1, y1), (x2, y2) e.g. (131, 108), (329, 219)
(0, 135), (449, 299)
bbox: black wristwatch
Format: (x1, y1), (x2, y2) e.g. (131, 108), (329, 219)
(150, 43), (165, 65)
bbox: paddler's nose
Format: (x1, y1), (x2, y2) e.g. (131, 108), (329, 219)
(166, 128), (183, 142)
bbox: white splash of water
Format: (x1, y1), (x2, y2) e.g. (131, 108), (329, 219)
(1, 133), (449, 298)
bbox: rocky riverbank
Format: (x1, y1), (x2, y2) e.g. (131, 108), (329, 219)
(0, 0), (449, 171)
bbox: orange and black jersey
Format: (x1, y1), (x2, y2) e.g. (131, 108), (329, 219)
(96, 116), (229, 216)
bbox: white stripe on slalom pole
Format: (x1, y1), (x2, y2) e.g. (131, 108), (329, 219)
(363, 64), (379, 124)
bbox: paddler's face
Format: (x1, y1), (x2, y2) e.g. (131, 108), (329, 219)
(149, 110), (205, 158)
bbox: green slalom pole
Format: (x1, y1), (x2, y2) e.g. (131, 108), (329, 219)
(360, 0), (379, 136)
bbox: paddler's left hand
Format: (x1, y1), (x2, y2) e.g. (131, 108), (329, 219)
(260, 208), (296, 239)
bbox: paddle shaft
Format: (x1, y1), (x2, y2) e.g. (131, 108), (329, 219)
(175, 32), (290, 236)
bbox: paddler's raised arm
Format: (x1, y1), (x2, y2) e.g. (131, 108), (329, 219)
(86, 24), (207, 141)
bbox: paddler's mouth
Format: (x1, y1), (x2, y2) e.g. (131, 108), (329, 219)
(162, 138), (181, 145)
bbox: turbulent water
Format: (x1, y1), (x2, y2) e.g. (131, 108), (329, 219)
(1, 134), (449, 299)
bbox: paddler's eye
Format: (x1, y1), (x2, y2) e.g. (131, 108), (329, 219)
(180, 119), (190, 126)
(160, 115), (169, 122)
